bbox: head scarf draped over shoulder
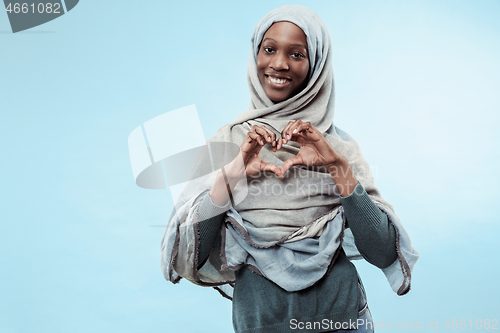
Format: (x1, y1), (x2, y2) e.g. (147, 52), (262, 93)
(161, 4), (419, 299)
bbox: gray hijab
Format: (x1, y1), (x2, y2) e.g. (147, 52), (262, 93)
(161, 4), (419, 298)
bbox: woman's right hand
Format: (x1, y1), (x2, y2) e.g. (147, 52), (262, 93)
(242, 124), (284, 179)
(209, 125), (282, 206)
(225, 124), (283, 182)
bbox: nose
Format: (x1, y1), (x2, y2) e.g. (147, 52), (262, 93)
(269, 52), (289, 71)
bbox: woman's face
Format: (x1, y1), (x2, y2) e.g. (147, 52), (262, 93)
(257, 21), (310, 103)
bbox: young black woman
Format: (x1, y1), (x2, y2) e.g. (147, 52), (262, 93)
(161, 5), (419, 333)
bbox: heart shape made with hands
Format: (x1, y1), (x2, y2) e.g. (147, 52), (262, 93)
(239, 119), (344, 180)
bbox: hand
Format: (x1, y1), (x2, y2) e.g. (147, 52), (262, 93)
(225, 124), (283, 182)
(278, 119), (343, 175)
(278, 119), (358, 196)
(210, 124), (282, 206)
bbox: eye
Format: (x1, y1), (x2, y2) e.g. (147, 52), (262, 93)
(263, 47), (274, 54)
(291, 52), (305, 59)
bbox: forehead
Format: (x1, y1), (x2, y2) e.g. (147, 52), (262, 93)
(261, 21), (307, 48)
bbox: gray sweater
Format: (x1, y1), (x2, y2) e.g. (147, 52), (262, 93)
(196, 181), (397, 333)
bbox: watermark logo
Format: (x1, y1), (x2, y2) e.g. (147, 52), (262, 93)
(128, 105), (248, 218)
(3, 0), (78, 33)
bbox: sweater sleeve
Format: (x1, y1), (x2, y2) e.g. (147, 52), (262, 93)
(339, 181), (398, 269)
(196, 192), (232, 270)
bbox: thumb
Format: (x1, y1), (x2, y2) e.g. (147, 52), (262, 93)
(260, 161), (284, 179)
(281, 155), (304, 175)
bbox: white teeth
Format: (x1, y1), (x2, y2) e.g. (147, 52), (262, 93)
(268, 76), (287, 84)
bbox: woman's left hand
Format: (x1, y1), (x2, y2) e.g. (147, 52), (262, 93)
(278, 119), (338, 174)
(278, 119), (358, 196)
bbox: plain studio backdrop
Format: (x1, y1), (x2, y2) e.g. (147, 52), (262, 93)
(1, 1), (499, 332)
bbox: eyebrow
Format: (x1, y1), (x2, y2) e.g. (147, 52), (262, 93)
(262, 38), (308, 52)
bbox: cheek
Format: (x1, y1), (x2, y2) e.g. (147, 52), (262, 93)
(256, 56), (266, 72)
(298, 62), (310, 83)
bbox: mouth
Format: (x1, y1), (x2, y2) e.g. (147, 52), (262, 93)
(265, 74), (291, 88)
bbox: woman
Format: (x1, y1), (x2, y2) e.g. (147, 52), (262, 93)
(161, 4), (419, 333)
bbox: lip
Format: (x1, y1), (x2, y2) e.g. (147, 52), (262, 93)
(265, 74), (291, 89)
(265, 73), (291, 80)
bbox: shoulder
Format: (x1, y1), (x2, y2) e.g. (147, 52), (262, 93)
(324, 125), (363, 156)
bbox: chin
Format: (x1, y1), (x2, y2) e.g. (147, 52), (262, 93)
(266, 91), (289, 103)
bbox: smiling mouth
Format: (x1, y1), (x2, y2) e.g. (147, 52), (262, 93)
(266, 75), (291, 88)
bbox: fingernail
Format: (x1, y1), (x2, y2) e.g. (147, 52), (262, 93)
(293, 129), (298, 134)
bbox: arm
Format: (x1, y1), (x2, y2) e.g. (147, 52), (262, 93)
(270, 119), (397, 268)
(275, 119), (397, 268)
(163, 124), (280, 280)
(325, 157), (397, 269)
(196, 189), (231, 269)
(339, 180), (398, 269)
(161, 168), (234, 281)
(197, 124), (284, 269)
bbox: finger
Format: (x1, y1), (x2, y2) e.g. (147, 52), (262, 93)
(277, 136), (283, 150)
(260, 126), (277, 150)
(256, 126), (277, 152)
(289, 120), (312, 141)
(253, 126), (272, 145)
(290, 123), (312, 144)
(248, 132), (266, 146)
(255, 125), (276, 151)
(281, 120), (296, 144)
(292, 122), (311, 136)
(286, 119), (304, 142)
(281, 155), (304, 175)
(261, 161), (284, 179)
(286, 120), (304, 141)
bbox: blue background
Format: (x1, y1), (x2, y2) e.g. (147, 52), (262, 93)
(1, 0), (499, 332)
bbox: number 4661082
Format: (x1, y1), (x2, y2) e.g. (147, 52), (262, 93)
(5, 2), (62, 14)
